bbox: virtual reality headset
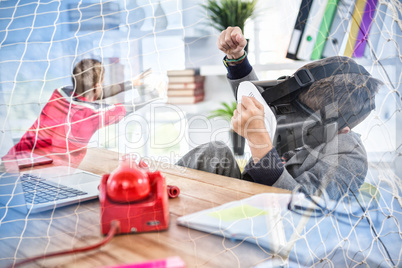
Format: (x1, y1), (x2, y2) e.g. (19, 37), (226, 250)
(237, 61), (374, 156)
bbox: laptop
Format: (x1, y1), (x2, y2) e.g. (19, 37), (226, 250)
(0, 102), (102, 214)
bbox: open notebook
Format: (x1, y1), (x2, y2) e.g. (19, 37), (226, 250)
(177, 193), (299, 254)
(177, 189), (399, 267)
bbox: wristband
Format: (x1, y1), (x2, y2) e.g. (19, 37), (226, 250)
(223, 51), (247, 67)
(225, 51), (247, 62)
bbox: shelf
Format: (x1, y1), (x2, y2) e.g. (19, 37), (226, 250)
(200, 60), (312, 76)
(199, 57), (397, 77)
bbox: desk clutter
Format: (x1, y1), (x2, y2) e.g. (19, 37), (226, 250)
(11, 154), (182, 267)
(166, 69), (205, 104)
(5, 147), (400, 267)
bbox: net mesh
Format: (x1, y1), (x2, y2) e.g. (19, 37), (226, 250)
(0, 0), (401, 267)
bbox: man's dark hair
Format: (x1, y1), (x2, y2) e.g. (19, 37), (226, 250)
(72, 59), (104, 96)
(297, 56), (383, 129)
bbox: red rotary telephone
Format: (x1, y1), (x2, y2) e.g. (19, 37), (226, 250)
(99, 156), (169, 235)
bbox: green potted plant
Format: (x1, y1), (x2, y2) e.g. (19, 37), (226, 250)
(202, 0), (258, 49)
(208, 101), (246, 155)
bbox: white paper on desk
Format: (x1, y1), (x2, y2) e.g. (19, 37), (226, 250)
(177, 193), (299, 254)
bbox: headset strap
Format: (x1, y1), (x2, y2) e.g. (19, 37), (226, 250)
(293, 94), (374, 131)
(261, 61), (370, 104)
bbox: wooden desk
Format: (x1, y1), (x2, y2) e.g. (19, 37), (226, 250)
(1, 148), (289, 268)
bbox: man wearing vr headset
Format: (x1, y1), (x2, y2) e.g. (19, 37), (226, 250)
(177, 26), (383, 200)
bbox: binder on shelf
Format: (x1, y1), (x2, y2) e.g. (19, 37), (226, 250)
(341, 0), (367, 57)
(353, 0), (378, 58)
(296, 0), (330, 61)
(310, 0), (339, 60)
(322, 0), (356, 58)
(286, 0), (314, 60)
(363, 1), (388, 59)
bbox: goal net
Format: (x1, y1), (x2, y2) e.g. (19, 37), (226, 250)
(0, 0), (401, 267)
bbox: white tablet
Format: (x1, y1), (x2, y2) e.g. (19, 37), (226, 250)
(236, 81), (277, 140)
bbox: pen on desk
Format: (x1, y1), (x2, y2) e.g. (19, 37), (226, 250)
(102, 256), (186, 268)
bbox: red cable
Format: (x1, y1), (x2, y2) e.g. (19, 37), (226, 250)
(12, 220), (121, 268)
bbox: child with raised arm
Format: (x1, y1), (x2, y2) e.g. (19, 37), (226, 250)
(7, 59), (142, 167)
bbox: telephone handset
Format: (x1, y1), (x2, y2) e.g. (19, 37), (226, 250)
(99, 155), (169, 235)
(106, 158), (151, 203)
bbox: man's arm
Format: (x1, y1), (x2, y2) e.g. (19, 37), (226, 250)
(218, 26), (258, 97)
(227, 69), (258, 99)
(245, 131), (368, 200)
(219, 27), (271, 163)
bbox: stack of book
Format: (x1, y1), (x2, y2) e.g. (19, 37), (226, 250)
(166, 69), (205, 104)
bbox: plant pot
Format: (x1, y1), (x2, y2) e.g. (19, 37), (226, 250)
(231, 130), (245, 156)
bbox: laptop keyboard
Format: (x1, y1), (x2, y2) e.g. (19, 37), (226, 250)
(21, 174), (88, 204)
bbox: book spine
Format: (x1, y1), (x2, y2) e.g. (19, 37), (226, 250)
(168, 75), (205, 84)
(167, 68), (200, 77)
(311, 0), (339, 60)
(167, 88), (205, 97)
(167, 81), (204, 90)
(167, 94), (205, 104)
(342, 0), (368, 57)
(352, 0), (378, 57)
(286, 0), (314, 60)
